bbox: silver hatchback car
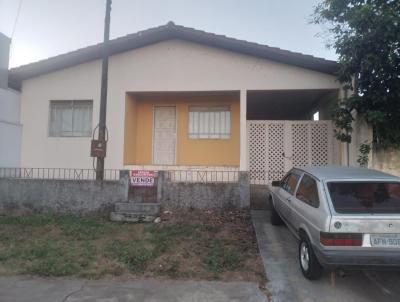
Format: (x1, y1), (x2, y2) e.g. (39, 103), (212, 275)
(269, 166), (400, 280)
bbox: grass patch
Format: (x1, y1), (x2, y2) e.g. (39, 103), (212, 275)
(24, 240), (84, 276)
(0, 210), (265, 281)
(57, 216), (114, 240)
(106, 239), (155, 272)
(0, 215), (56, 227)
(205, 239), (243, 273)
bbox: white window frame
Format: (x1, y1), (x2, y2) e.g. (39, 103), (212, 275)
(48, 100), (93, 137)
(188, 106), (231, 139)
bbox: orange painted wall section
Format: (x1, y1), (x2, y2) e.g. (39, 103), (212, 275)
(123, 92), (240, 166)
(123, 94), (137, 164)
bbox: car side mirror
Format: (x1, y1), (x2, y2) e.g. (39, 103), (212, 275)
(271, 180), (282, 187)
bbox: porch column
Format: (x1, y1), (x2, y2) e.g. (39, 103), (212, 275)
(240, 89), (248, 171)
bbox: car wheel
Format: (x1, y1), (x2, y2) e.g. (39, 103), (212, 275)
(299, 235), (322, 280)
(269, 197), (283, 225)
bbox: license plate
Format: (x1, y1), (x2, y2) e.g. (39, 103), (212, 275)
(370, 234), (400, 247)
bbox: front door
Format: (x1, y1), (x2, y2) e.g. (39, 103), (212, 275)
(153, 106), (176, 165)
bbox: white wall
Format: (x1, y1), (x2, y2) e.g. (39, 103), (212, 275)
(20, 60), (101, 168)
(0, 88), (21, 167)
(20, 39), (341, 169)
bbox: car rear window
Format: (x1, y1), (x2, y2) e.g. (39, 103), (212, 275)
(327, 182), (400, 213)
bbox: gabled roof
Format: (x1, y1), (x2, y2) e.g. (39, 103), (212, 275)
(8, 22), (339, 90)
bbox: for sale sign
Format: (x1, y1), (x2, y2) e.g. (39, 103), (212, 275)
(130, 170), (156, 187)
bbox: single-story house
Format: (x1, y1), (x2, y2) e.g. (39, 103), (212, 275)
(8, 22), (372, 183)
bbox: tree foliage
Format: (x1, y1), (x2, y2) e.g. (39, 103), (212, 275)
(314, 0), (400, 148)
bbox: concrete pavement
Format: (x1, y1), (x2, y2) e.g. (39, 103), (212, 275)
(0, 277), (268, 302)
(252, 210), (400, 302)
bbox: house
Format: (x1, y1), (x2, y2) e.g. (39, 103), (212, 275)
(7, 22), (371, 183)
(0, 33), (21, 167)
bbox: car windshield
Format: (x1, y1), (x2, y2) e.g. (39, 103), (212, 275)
(327, 181), (400, 214)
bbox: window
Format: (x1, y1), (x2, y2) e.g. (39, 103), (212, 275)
(188, 106), (231, 139)
(281, 173), (300, 195)
(327, 182), (400, 214)
(296, 174), (320, 207)
(49, 100), (93, 137)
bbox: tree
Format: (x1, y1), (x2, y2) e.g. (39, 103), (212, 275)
(313, 0), (400, 149)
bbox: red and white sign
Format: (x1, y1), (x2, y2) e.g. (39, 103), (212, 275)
(130, 170), (156, 187)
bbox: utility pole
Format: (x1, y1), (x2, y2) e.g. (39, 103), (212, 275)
(95, 0), (112, 180)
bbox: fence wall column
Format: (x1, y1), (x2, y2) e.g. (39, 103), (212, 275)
(239, 171), (250, 208)
(157, 171), (165, 203)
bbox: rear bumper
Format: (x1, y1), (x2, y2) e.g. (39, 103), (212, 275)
(314, 246), (400, 269)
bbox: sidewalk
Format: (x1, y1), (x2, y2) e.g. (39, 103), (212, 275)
(0, 276), (268, 302)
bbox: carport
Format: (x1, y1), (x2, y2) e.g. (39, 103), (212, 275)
(247, 89), (338, 121)
(246, 89), (340, 185)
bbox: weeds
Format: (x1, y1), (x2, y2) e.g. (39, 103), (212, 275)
(0, 215), (55, 227)
(205, 239), (243, 273)
(57, 216), (113, 240)
(106, 240), (155, 272)
(0, 212), (263, 281)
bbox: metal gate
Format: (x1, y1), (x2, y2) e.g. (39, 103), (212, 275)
(247, 120), (334, 184)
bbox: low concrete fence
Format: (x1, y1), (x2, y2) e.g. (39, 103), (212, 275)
(0, 170), (129, 215)
(158, 171), (250, 209)
(250, 184), (271, 210)
(0, 168), (250, 215)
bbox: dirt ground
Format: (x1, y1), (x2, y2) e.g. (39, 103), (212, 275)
(0, 209), (266, 283)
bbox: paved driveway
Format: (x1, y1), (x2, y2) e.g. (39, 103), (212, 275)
(252, 210), (400, 302)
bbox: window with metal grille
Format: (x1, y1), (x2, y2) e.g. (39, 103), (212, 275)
(188, 106), (231, 139)
(49, 100), (93, 137)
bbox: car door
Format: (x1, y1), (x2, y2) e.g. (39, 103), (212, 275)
(276, 170), (301, 224)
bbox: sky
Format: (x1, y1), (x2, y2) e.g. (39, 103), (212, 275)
(0, 0), (337, 68)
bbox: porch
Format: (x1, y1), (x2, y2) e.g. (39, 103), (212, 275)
(123, 91), (240, 171)
(122, 89), (340, 179)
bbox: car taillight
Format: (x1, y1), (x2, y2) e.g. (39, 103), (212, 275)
(320, 232), (362, 246)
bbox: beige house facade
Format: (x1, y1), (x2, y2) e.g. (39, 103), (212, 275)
(8, 23), (372, 181)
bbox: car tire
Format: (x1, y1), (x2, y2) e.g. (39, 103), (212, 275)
(298, 235), (323, 280)
(269, 197), (283, 225)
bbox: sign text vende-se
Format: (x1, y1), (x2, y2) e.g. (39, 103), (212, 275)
(130, 170), (156, 187)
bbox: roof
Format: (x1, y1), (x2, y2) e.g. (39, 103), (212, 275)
(297, 166), (399, 181)
(8, 22), (339, 90)
(0, 32), (11, 43)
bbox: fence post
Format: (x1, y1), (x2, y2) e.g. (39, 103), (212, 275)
(239, 171), (250, 208)
(157, 171), (165, 203)
(119, 170), (130, 202)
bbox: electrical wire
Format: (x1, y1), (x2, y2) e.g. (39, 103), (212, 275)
(8, 0), (24, 64)
(11, 0), (23, 40)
